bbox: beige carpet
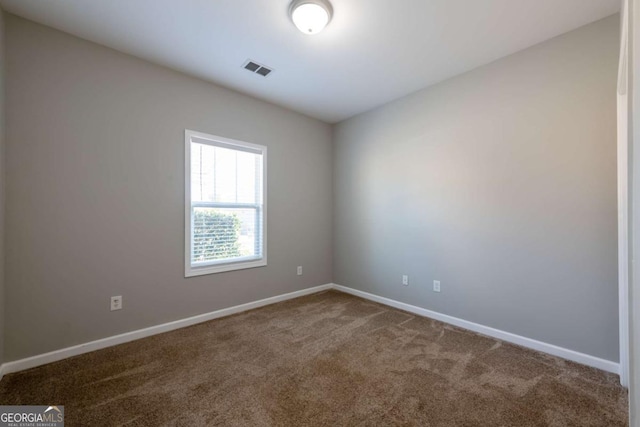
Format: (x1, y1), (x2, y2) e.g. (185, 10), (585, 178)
(0, 290), (628, 426)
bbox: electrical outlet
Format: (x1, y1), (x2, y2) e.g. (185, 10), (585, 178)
(297, 266), (303, 276)
(402, 275), (409, 286)
(433, 280), (441, 292)
(111, 296), (123, 311)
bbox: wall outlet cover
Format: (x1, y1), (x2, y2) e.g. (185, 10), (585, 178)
(111, 296), (123, 311)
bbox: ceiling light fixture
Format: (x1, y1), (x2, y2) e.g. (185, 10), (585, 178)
(289, 0), (333, 35)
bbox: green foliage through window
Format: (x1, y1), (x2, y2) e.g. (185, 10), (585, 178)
(192, 209), (242, 262)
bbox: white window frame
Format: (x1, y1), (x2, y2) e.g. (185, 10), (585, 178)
(184, 129), (267, 277)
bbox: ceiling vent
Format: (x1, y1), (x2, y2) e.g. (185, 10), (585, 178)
(243, 60), (273, 77)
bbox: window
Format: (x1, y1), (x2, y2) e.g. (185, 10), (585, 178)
(185, 130), (266, 277)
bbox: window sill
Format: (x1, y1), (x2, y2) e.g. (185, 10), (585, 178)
(185, 258), (267, 277)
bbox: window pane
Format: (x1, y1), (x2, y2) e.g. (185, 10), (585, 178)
(191, 142), (261, 204)
(192, 207), (261, 264)
(236, 151), (261, 204)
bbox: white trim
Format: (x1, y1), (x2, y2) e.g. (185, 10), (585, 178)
(184, 129), (268, 278)
(630, 0), (640, 423)
(332, 284), (620, 374)
(187, 258), (267, 277)
(0, 283), (620, 378)
(617, 0), (631, 388)
(619, 0), (629, 96)
(0, 284), (332, 376)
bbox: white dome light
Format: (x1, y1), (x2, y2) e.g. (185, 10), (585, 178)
(289, 0), (333, 35)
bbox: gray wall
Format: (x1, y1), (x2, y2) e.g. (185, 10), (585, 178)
(4, 15), (333, 361)
(0, 8), (5, 366)
(1, 12), (621, 365)
(334, 16), (620, 362)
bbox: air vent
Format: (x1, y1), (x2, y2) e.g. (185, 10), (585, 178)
(243, 60), (274, 77)
(256, 67), (272, 77)
(244, 61), (260, 72)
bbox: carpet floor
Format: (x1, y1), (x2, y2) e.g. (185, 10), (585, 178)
(0, 290), (628, 426)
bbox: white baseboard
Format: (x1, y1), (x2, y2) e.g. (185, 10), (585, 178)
(332, 284), (620, 375)
(0, 284), (333, 377)
(0, 282), (619, 378)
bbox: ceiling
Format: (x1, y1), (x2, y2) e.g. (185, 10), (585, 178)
(0, 0), (620, 123)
